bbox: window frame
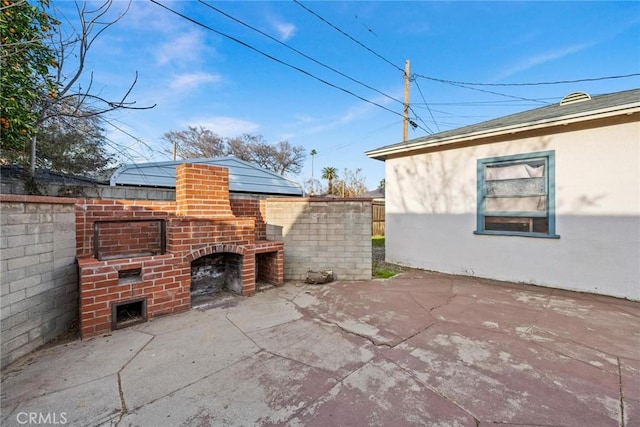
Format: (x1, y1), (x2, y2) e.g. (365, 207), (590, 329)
(474, 150), (559, 239)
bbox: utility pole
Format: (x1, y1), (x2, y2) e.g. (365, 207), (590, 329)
(173, 141), (177, 161)
(310, 149), (317, 195)
(30, 136), (36, 175)
(403, 59), (410, 142)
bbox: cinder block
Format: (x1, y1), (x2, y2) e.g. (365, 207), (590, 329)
(25, 262), (50, 277)
(25, 204), (53, 213)
(1, 223), (27, 237)
(7, 234), (37, 248)
(1, 245), (25, 260)
(9, 275), (42, 294)
(1, 332), (29, 354)
(26, 282), (53, 298)
(0, 289), (27, 310)
(25, 242), (53, 256)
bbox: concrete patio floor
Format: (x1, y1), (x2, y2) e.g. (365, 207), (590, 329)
(1, 269), (639, 426)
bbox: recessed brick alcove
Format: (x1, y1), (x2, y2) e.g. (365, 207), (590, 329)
(76, 164), (284, 338)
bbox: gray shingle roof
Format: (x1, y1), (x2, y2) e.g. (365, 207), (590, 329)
(367, 88), (640, 159)
(109, 156), (303, 196)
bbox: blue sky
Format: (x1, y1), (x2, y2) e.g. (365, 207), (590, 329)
(54, 1), (640, 190)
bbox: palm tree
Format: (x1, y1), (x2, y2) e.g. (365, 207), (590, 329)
(321, 166), (338, 195)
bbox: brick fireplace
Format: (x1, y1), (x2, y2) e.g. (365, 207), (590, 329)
(76, 164), (284, 339)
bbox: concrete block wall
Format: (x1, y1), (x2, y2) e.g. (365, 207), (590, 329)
(265, 198), (372, 281)
(1, 178), (176, 200)
(1, 195), (78, 368)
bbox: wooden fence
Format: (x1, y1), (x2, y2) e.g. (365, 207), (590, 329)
(372, 200), (385, 236)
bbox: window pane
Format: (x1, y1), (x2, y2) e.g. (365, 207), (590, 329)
(486, 177), (545, 197)
(532, 218), (549, 233)
(485, 217), (533, 233)
(486, 162), (544, 180)
(484, 216), (548, 233)
(486, 196), (546, 213)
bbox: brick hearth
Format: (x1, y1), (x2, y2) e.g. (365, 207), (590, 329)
(76, 164), (284, 338)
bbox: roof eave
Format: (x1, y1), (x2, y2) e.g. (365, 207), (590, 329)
(366, 103), (640, 160)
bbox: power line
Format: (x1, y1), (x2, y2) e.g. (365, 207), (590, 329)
(293, 0), (404, 74)
(412, 78), (440, 133)
(429, 79), (552, 104)
(290, 1), (450, 134)
(414, 72), (640, 87)
(293, 3), (437, 136)
(413, 98), (558, 106)
(198, 0), (404, 107)
(151, 0), (432, 133)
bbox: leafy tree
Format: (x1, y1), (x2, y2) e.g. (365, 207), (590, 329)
(35, 100), (115, 174)
(378, 178), (385, 189)
(31, 0), (153, 174)
(1, 0), (58, 158)
(2, 0), (153, 184)
(321, 166), (338, 195)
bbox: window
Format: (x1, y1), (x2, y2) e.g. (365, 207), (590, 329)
(475, 151), (558, 238)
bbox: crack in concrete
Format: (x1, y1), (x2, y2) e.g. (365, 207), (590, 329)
(410, 291), (457, 315)
(311, 314), (394, 348)
(290, 294), (390, 348)
(116, 373), (128, 417)
(505, 289), (553, 337)
(224, 311), (266, 350)
(291, 286), (456, 350)
(122, 351), (261, 418)
(386, 357), (481, 425)
(113, 333), (155, 426)
(276, 282), (309, 303)
(618, 357), (625, 427)
(1, 403), (19, 425)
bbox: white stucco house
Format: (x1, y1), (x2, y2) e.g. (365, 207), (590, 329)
(366, 88), (640, 300)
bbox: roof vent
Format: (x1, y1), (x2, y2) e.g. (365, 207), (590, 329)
(559, 91), (591, 106)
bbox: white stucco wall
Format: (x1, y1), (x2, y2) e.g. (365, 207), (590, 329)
(385, 119), (640, 300)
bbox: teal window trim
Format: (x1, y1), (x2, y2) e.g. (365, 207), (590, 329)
(475, 150), (559, 239)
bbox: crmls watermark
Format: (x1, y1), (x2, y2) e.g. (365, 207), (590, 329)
(16, 412), (68, 425)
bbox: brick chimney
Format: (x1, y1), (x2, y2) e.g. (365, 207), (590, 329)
(176, 163), (234, 218)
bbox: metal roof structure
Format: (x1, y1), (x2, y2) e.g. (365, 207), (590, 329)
(367, 88), (640, 160)
(109, 156), (304, 196)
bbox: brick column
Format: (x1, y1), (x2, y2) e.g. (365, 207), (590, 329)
(176, 164), (234, 218)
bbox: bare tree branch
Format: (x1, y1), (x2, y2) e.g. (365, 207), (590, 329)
(38, 0), (153, 125)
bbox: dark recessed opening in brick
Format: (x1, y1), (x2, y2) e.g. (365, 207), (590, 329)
(118, 268), (142, 284)
(191, 253), (242, 307)
(256, 251), (278, 291)
(112, 298), (147, 330)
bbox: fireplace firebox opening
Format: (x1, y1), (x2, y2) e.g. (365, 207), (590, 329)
(191, 253), (243, 307)
(112, 298), (147, 330)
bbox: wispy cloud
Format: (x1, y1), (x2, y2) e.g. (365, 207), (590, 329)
(123, 0), (182, 32)
(287, 91), (400, 138)
(275, 22), (296, 41)
(155, 31), (207, 66)
(496, 43), (593, 81)
(186, 116), (260, 137)
(169, 72), (222, 91)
